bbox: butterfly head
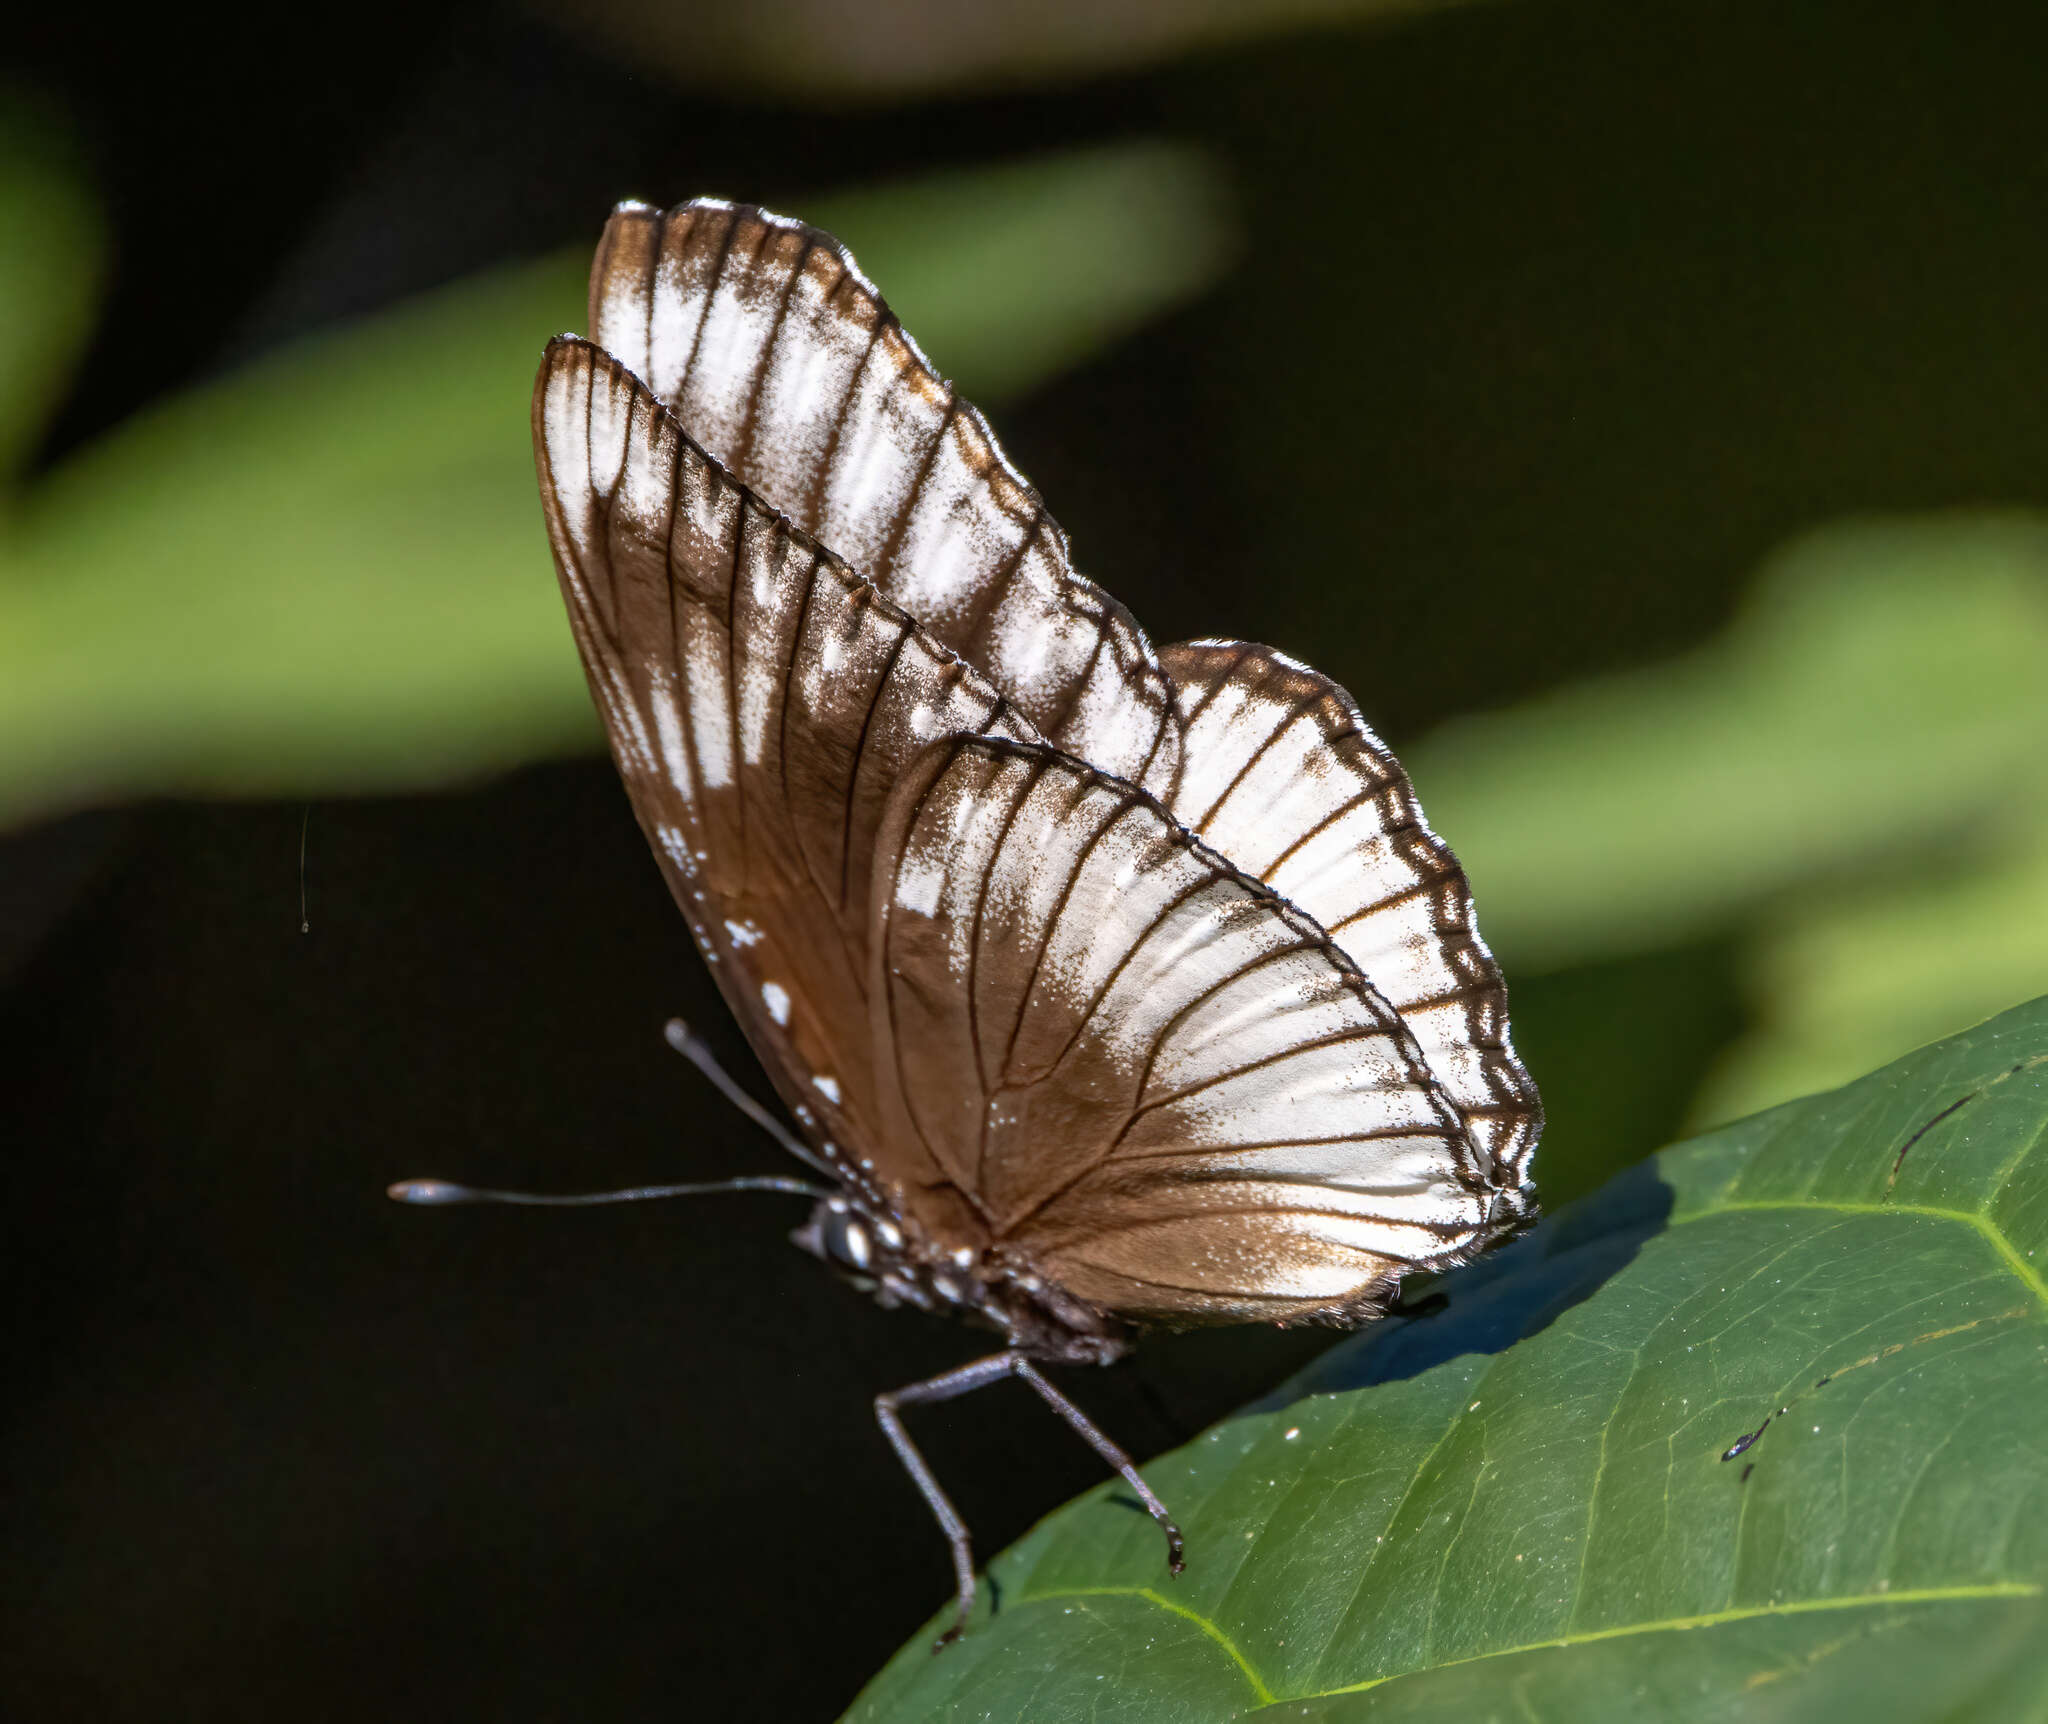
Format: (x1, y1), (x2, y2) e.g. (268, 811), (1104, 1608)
(793, 1193), (926, 1308)
(790, 1192), (1132, 1366)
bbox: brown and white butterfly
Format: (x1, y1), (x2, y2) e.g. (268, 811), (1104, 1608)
(401, 198), (1539, 1644)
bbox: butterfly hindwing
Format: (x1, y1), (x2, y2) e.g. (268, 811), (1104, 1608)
(869, 735), (1497, 1324)
(1159, 640), (1541, 1188)
(534, 335), (1035, 1187)
(588, 199), (1183, 798)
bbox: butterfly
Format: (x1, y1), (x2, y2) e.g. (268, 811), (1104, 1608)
(435, 197), (1538, 1646)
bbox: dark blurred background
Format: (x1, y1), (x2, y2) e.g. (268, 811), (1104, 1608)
(6, 1), (2048, 1717)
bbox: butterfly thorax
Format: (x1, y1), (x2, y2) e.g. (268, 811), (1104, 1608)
(793, 1194), (1129, 1366)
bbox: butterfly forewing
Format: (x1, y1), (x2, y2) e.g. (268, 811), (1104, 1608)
(534, 336), (1036, 1186)
(869, 736), (1493, 1325)
(588, 200), (1182, 798)
(1158, 640), (1541, 1187)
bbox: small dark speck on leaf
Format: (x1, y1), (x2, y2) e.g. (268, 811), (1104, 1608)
(1886, 1092), (1975, 1192)
(1722, 1408), (1788, 1461)
(1740, 1463), (1755, 1485)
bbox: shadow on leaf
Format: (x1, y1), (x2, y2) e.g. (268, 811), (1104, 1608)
(1255, 1158), (1677, 1407)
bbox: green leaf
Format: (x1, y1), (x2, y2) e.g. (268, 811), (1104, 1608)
(0, 143), (1232, 827)
(0, 96), (105, 489)
(850, 996), (2048, 1721)
(812, 144), (1233, 403)
(0, 250), (597, 823)
(1699, 811), (2048, 1125)
(1407, 514), (2048, 972)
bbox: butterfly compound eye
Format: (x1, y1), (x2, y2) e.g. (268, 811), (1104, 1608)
(797, 1197), (875, 1274)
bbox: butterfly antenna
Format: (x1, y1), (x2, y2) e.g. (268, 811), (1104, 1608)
(387, 1020), (840, 1208)
(387, 1174), (830, 1207)
(662, 1017), (838, 1179)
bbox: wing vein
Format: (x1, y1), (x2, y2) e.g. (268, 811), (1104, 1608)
(1173, 643), (1249, 724)
(877, 393), (958, 582)
(1190, 681), (1327, 832)
(836, 610), (914, 912)
(971, 752), (1050, 1125)
(1122, 1024), (1407, 1124)
(997, 782), (1151, 1084)
(676, 211), (740, 405)
(641, 207), (666, 387)
(808, 303), (886, 528)
(730, 234), (814, 482)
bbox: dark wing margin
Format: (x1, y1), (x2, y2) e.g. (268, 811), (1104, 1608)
(1159, 640), (1542, 1191)
(533, 334), (1034, 1192)
(586, 198), (1182, 799)
(868, 735), (1508, 1327)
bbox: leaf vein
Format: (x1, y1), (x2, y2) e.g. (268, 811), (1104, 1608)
(1264, 1582), (2042, 1707)
(1672, 1200), (2048, 1311)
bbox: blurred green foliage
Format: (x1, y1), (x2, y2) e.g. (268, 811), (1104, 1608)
(0, 139), (1230, 824)
(1698, 807), (2048, 1124)
(1412, 515), (2048, 971)
(1407, 515), (2048, 1135)
(0, 101), (103, 494)
(1503, 940), (1745, 1211)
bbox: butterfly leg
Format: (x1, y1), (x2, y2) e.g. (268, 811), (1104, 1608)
(874, 1352), (1020, 1650)
(1009, 1357), (1186, 1578)
(876, 1351), (1187, 1651)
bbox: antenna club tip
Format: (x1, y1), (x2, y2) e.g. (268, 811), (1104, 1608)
(388, 1179), (465, 1204)
(663, 1017), (696, 1051)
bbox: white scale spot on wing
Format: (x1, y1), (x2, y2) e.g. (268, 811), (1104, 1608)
(748, 270), (855, 507)
(645, 246), (699, 399)
(615, 407), (673, 535)
(796, 623), (835, 721)
(737, 657), (777, 767)
(648, 667), (695, 798)
(895, 855), (946, 919)
(761, 980), (792, 1026)
(821, 352), (934, 540)
(979, 593), (1058, 702)
(1141, 1039), (1433, 1149)
(1268, 822), (1413, 931)
(686, 274), (780, 462)
(886, 425), (1010, 623)
(1188, 1140), (1468, 1207)
(1152, 961), (1356, 1080)
(656, 824), (697, 879)
(681, 628), (733, 790)
(542, 371), (599, 561)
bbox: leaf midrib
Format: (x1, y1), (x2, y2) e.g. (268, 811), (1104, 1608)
(1672, 1198), (2048, 1309)
(1009, 1581), (2042, 1716)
